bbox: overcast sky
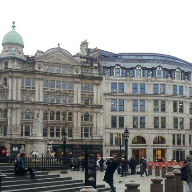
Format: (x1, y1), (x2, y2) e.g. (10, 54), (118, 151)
(0, 0), (192, 62)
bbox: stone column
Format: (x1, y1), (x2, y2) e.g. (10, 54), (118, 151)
(8, 77), (12, 100)
(125, 181), (140, 192)
(93, 112), (97, 136)
(150, 176), (163, 192)
(80, 186), (97, 192)
(165, 172), (176, 192)
(39, 78), (43, 102)
(77, 82), (81, 104)
(161, 165), (166, 178)
(17, 78), (21, 101)
(155, 164), (160, 176)
(13, 77), (17, 100)
(97, 85), (100, 105)
(148, 164), (152, 175)
(93, 84), (97, 105)
(172, 169), (183, 192)
(73, 111), (78, 138)
(167, 165), (173, 172)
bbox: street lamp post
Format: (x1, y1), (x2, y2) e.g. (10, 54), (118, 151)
(61, 131), (68, 174)
(124, 127), (129, 162)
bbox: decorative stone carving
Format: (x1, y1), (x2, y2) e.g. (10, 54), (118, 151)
(31, 113), (43, 137)
(56, 54), (63, 61)
(47, 145), (54, 158)
(31, 147), (39, 157)
(17, 145), (25, 158)
(37, 63), (42, 70)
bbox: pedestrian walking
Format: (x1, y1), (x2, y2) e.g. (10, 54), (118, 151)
(100, 157), (104, 172)
(141, 157), (148, 177)
(103, 155), (118, 192)
(120, 158), (127, 177)
(129, 157), (136, 174)
(183, 155), (192, 192)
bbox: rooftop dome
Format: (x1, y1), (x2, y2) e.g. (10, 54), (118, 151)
(2, 21), (24, 46)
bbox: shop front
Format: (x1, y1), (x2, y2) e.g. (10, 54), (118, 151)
(172, 149), (185, 162)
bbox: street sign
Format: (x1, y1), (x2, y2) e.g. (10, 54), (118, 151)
(85, 153), (96, 189)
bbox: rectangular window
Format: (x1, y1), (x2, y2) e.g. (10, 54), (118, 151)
(190, 136), (192, 146)
(50, 80), (55, 89)
(56, 66), (61, 73)
(133, 117), (138, 128)
(190, 88), (192, 97)
(108, 69), (111, 76)
(174, 118), (178, 129)
(140, 84), (145, 93)
(173, 85), (177, 95)
(122, 134), (125, 145)
(161, 117), (166, 128)
(140, 117), (145, 128)
(43, 126), (47, 137)
(3, 78), (7, 86)
(183, 134), (185, 145)
(161, 101), (166, 112)
(43, 95), (48, 103)
(133, 100), (138, 111)
(84, 83), (89, 91)
(83, 127), (89, 138)
(180, 118), (184, 129)
(177, 134), (181, 145)
(111, 100), (117, 111)
(25, 79), (31, 87)
(173, 101), (177, 112)
(68, 127), (72, 137)
(154, 100), (159, 112)
(68, 82), (73, 90)
(68, 96), (73, 104)
(62, 81), (67, 90)
(111, 116), (117, 128)
(3, 125), (7, 136)
(160, 84), (165, 94)
(115, 134), (121, 145)
(179, 102), (183, 113)
(81, 83), (83, 91)
(136, 69), (141, 77)
(111, 83), (117, 93)
(50, 127), (54, 137)
(153, 84), (158, 94)
(84, 97), (89, 105)
(154, 117), (159, 128)
(56, 81), (61, 89)
(69, 67), (73, 74)
(56, 127), (60, 137)
(25, 125), (30, 137)
(179, 86), (183, 96)
(91, 84), (93, 92)
(140, 100), (145, 111)
(55, 96), (60, 103)
(62, 66), (67, 74)
(133, 84), (138, 93)
(190, 103), (192, 114)
(115, 68), (120, 76)
(119, 100), (124, 111)
(157, 70), (161, 78)
(119, 117), (124, 128)
(173, 134), (175, 145)
(190, 119), (192, 129)
(21, 125), (23, 137)
(43, 80), (48, 88)
(110, 133), (113, 145)
(119, 83), (124, 93)
(50, 65), (55, 73)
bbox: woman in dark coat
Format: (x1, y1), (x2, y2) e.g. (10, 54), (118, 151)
(103, 155), (118, 192)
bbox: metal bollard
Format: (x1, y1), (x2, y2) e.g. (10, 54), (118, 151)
(161, 165), (166, 178)
(150, 176), (163, 192)
(125, 180), (140, 192)
(167, 165), (173, 172)
(148, 164), (152, 175)
(172, 165), (181, 171)
(172, 169), (183, 192)
(155, 164), (160, 176)
(165, 172), (176, 192)
(79, 186), (98, 192)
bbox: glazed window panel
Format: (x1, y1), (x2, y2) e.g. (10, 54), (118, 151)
(21, 125), (23, 137)
(68, 82), (73, 90)
(43, 111), (48, 120)
(115, 68), (120, 76)
(154, 117), (159, 128)
(161, 117), (166, 128)
(25, 79), (31, 87)
(190, 103), (192, 114)
(56, 66), (61, 73)
(110, 133), (113, 145)
(50, 66), (55, 73)
(133, 100), (138, 111)
(56, 127), (60, 137)
(161, 101), (166, 112)
(50, 111), (54, 120)
(56, 112), (60, 120)
(190, 88), (192, 97)
(119, 100), (124, 111)
(174, 118), (178, 129)
(136, 69), (141, 77)
(179, 102), (183, 113)
(111, 83), (117, 93)
(157, 69), (161, 78)
(68, 127), (72, 137)
(173, 85), (177, 95)
(172, 134), (175, 145)
(56, 81), (61, 89)
(140, 100), (145, 111)
(68, 112), (73, 121)
(133, 84), (138, 93)
(119, 117), (124, 128)
(111, 116), (117, 128)
(62, 81), (67, 90)
(179, 86), (183, 96)
(160, 84), (165, 94)
(25, 125), (30, 137)
(84, 97), (89, 105)
(119, 83), (124, 93)
(43, 126), (47, 137)
(43, 95), (48, 103)
(140, 117), (145, 128)
(50, 80), (55, 89)
(115, 134), (121, 145)
(68, 96), (73, 104)
(43, 80), (48, 88)
(133, 117), (138, 128)
(50, 127), (54, 137)
(84, 83), (89, 91)
(108, 69), (111, 76)
(56, 96), (61, 103)
(154, 100), (159, 112)
(140, 84), (145, 93)
(183, 135), (185, 145)
(173, 101), (177, 112)
(190, 119), (192, 129)
(177, 134), (181, 145)
(62, 66), (67, 74)
(176, 71), (180, 79)
(153, 84), (158, 94)
(180, 118), (184, 129)
(111, 100), (117, 111)
(69, 67), (73, 74)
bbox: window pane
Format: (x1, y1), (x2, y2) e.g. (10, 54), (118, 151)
(154, 100), (159, 112)
(84, 97), (89, 105)
(62, 82), (67, 89)
(111, 116), (117, 128)
(56, 66), (61, 73)
(190, 88), (192, 97)
(50, 80), (55, 89)
(174, 118), (178, 129)
(153, 84), (158, 94)
(68, 82), (73, 90)
(190, 119), (192, 129)
(157, 69), (161, 78)
(161, 101), (165, 112)
(133, 100), (138, 111)
(133, 117), (138, 128)
(43, 126), (47, 137)
(173, 85), (177, 95)
(133, 84), (138, 93)
(50, 127), (54, 137)
(179, 86), (183, 96)
(25, 125), (30, 137)
(119, 100), (124, 111)
(84, 83), (89, 91)
(160, 84), (165, 94)
(154, 117), (159, 128)
(68, 127), (72, 137)
(25, 79), (31, 87)
(140, 84), (145, 93)
(161, 117), (166, 128)
(119, 83), (124, 93)
(111, 100), (117, 111)
(173, 101), (177, 112)
(110, 133), (113, 145)
(140, 100), (145, 111)
(111, 83), (117, 93)
(180, 118), (184, 129)
(173, 134), (175, 145)
(190, 103), (192, 114)
(179, 102), (183, 113)
(44, 80), (48, 88)
(140, 117), (145, 128)
(115, 134), (121, 145)
(56, 81), (61, 89)
(115, 68), (120, 76)
(136, 69), (141, 77)
(119, 117), (124, 128)
(177, 134), (181, 145)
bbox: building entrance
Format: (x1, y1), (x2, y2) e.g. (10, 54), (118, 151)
(132, 149), (146, 164)
(153, 149), (165, 162)
(173, 149), (185, 162)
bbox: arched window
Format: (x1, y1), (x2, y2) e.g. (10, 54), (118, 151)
(0, 109), (2, 118)
(132, 136), (146, 144)
(50, 111), (54, 120)
(25, 109), (30, 119)
(115, 66), (121, 76)
(153, 136), (166, 144)
(68, 112), (73, 121)
(84, 113), (89, 121)
(175, 69), (181, 79)
(43, 111), (48, 120)
(62, 112), (66, 121)
(4, 109), (7, 118)
(56, 111), (60, 120)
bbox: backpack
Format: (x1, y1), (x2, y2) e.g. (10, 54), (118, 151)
(14, 159), (22, 172)
(181, 163), (189, 181)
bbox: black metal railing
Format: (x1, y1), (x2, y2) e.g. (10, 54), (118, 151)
(0, 155), (71, 171)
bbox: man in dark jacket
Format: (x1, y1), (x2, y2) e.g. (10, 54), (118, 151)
(120, 158), (127, 177)
(14, 152), (37, 179)
(100, 157), (104, 172)
(184, 155), (192, 192)
(141, 157), (148, 177)
(129, 157), (136, 174)
(104, 155), (118, 192)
